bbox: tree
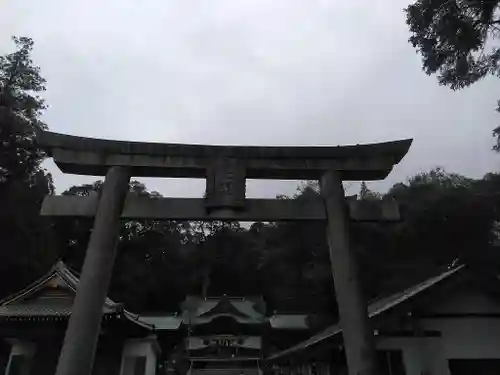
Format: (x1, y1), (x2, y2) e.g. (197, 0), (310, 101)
(0, 36), (48, 181)
(383, 168), (497, 287)
(405, 0), (500, 148)
(359, 181), (382, 201)
(0, 36), (54, 298)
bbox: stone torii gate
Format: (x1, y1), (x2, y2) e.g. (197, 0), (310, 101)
(37, 131), (412, 375)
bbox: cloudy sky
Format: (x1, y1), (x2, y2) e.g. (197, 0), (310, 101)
(1, 0), (498, 198)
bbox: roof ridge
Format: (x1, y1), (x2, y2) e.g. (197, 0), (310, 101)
(367, 264), (465, 318)
(367, 264), (465, 305)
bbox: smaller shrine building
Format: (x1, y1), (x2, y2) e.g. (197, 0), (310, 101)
(268, 264), (500, 375)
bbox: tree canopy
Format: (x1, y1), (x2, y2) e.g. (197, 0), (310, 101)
(0, 36), (55, 298)
(0, 37), (48, 182)
(43, 168), (500, 319)
(405, 0), (500, 149)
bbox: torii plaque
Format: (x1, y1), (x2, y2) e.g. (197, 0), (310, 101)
(37, 131), (412, 375)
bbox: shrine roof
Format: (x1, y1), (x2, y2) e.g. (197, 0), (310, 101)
(0, 261), (153, 329)
(181, 295), (266, 322)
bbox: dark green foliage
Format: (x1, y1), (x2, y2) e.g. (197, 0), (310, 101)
(405, 0), (500, 148)
(0, 37), (48, 182)
(35, 168), (500, 318)
(0, 37), (55, 298)
(406, 0), (500, 89)
(380, 168), (498, 293)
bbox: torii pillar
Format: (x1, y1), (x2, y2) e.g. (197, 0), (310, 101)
(55, 166), (130, 375)
(37, 131), (411, 375)
(321, 170), (378, 375)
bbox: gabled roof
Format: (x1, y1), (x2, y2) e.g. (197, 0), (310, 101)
(0, 261), (153, 330)
(268, 265), (466, 361)
(178, 295), (311, 329)
(0, 261), (117, 313)
(199, 297), (253, 319)
(181, 295), (265, 324)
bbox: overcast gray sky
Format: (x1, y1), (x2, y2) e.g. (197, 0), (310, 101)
(1, 0), (498, 198)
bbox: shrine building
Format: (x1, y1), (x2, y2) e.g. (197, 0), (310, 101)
(268, 264), (500, 375)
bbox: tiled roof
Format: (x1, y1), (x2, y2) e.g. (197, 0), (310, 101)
(0, 303), (117, 317)
(267, 265), (466, 361)
(0, 304), (73, 317)
(139, 311), (310, 330)
(181, 295), (265, 324)
(0, 261), (153, 329)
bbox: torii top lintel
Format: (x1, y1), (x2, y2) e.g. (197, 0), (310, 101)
(37, 132), (412, 181)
